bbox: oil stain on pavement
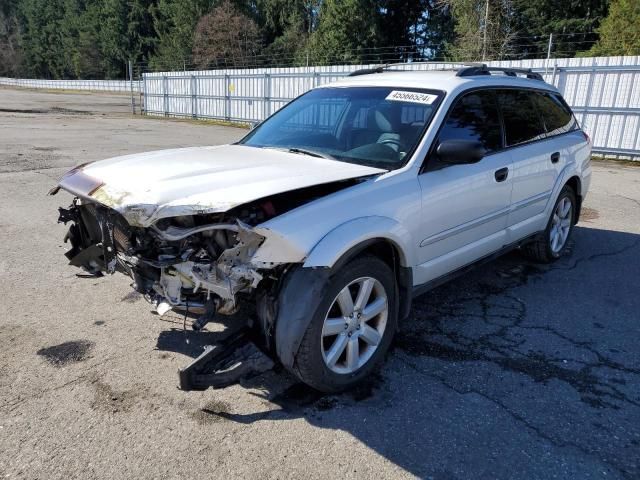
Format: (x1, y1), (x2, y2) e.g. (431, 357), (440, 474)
(36, 340), (95, 367)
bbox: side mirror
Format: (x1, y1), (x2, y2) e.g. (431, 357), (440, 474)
(436, 139), (485, 165)
(249, 121), (261, 130)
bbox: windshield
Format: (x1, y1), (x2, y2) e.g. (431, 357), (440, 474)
(240, 86), (443, 169)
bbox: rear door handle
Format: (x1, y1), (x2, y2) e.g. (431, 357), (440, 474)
(551, 152), (560, 164)
(495, 167), (509, 182)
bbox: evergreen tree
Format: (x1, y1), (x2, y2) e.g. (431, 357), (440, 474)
(127, 0), (157, 68)
(589, 0), (640, 56)
(305, 0), (385, 65)
(61, 0), (103, 79)
(442, 0), (517, 61)
(19, 0), (69, 78)
(379, 0), (454, 61)
(511, 0), (609, 58)
(257, 0), (316, 66)
(150, 0), (212, 71)
(0, 0), (23, 76)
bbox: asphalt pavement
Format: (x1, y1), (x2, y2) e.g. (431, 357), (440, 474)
(1, 87), (639, 479)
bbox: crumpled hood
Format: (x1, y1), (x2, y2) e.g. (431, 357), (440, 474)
(57, 144), (385, 227)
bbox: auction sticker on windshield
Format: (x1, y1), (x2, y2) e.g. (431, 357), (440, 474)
(386, 90), (438, 105)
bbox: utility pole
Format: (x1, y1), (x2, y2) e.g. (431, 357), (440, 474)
(545, 33), (554, 74)
(482, 0), (489, 61)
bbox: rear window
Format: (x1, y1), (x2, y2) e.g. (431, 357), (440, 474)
(498, 90), (547, 146)
(534, 92), (578, 136)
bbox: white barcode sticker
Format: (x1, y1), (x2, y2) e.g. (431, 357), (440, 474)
(385, 90), (437, 105)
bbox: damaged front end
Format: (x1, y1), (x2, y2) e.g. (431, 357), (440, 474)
(57, 197), (281, 331)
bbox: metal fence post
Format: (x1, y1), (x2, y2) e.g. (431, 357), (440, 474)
(163, 75), (168, 117)
(128, 60), (135, 114)
(580, 66), (597, 128)
(191, 75), (197, 119)
(545, 34), (553, 74)
(141, 73), (147, 115)
(618, 71), (636, 150)
(225, 74), (231, 121)
(263, 73), (270, 121)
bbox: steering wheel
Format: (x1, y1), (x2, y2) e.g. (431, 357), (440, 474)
(378, 138), (403, 151)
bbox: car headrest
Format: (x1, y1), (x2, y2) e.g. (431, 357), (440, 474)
(367, 108), (393, 133)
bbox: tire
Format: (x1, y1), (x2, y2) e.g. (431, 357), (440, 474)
(292, 255), (397, 393)
(522, 185), (576, 263)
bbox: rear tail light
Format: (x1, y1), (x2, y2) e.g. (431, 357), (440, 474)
(582, 130), (591, 144)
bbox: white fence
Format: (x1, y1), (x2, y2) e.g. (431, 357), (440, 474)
(142, 56), (640, 158)
(0, 77), (140, 92)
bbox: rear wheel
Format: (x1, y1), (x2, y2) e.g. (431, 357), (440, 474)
(292, 255), (397, 392)
(523, 185), (576, 263)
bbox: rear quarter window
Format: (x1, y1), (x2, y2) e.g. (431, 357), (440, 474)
(534, 92), (578, 136)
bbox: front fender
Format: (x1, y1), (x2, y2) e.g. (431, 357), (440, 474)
(303, 216), (414, 268)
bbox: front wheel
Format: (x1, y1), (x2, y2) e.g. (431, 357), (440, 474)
(523, 185), (576, 263)
(292, 255), (397, 392)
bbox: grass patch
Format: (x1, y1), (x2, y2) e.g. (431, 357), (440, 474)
(591, 155), (640, 167)
(136, 113), (251, 129)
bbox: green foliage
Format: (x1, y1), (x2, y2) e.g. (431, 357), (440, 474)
(589, 0), (640, 56)
(511, 0), (609, 58)
(304, 0), (385, 64)
(150, 0), (212, 71)
(1, 0), (630, 79)
(0, 0), (23, 76)
(192, 0), (262, 68)
(443, 0), (518, 61)
(16, 0), (159, 78)
(257, 0), (316, 65)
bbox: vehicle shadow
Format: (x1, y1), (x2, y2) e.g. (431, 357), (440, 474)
(157, 226), (640, 479)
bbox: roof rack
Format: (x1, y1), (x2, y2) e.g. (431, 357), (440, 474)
(347, 62), (544, 81)
(348, 66), (386, 77)
(348, 61), (485, 77)
(456, 65), (544, 81)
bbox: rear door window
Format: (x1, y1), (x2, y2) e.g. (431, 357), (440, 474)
(498, 90), (547, 146)
(534, 92), (578, 136)
(437, 90), (502, 153)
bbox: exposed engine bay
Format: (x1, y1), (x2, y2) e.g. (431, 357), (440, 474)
(54, 179), (358, 334)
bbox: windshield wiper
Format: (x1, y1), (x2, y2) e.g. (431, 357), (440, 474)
(286, 147), (335, 160)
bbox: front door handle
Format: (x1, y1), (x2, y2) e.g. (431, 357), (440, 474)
(495, 167), (509, 182)
(551, 151), (560, 163)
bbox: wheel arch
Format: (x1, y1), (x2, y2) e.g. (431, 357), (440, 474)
(303, 215), (414, 269)
(565, 175), (583, 223)
(275, 229), (415, 369)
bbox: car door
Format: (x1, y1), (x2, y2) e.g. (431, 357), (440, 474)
(498, 89), (560, 241)
(414, 89), (513, 285)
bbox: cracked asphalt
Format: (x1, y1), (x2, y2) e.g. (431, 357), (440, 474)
(1, 87), (639, 480)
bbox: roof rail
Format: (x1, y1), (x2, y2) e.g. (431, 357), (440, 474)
(457, 65), (544, 81)
(386, 61), (486, 70)
(348, 66), (386, 77)
(348, 61), (486, 77)
(347, 62), (544, 82)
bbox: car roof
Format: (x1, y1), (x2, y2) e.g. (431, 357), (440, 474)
(322, 69), (559, 96)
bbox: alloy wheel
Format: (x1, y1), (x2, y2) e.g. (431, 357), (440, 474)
(550, 196), (572, 254)
(321, 276), (388, 375)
